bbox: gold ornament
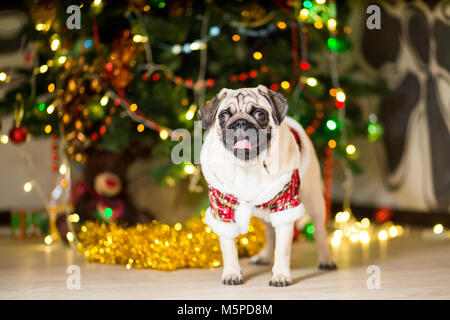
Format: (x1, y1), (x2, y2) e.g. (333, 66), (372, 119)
(77, 216), (266, 271)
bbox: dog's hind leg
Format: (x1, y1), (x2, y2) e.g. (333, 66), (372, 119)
(219, 236), (243, 285)
(249, 220), (275, 265)
(300, 161), (337, 270)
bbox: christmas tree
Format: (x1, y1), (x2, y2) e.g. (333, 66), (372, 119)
(0, 0), (383, 217)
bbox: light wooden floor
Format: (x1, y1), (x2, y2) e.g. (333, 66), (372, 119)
(1, 227), (449, 300)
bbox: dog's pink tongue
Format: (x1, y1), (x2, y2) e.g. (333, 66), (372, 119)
(233, 139), (251, 150)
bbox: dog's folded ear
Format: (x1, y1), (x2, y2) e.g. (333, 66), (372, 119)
(198, 89), (227, 129)
(257, 85), (288, 125)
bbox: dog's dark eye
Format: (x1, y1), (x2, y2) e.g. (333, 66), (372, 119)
(254, 110), (267, 122)
(218, 111), (231, 123)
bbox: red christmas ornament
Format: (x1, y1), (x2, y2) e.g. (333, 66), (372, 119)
(9, 125), (29, 144)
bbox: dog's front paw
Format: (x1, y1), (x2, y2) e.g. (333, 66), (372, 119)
(222, 272), (244, 285)
(269, 273), (291, 287)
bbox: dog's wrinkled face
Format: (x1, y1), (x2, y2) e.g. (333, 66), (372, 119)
(198, 85), (288, 161)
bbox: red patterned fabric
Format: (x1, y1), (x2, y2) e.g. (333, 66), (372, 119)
(256, 169), (300, 212)
(207, 128), (302, 224)
(208, 169), (300, 223)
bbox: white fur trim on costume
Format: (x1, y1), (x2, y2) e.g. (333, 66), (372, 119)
(204, 207), (240, 238)
(269, 203), (305, 227)
(234, 202), (252, 234)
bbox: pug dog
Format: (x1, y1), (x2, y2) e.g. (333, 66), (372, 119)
(198, 85), (337, 287)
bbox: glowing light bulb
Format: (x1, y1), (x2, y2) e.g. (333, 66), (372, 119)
(129, 103), (138, 112)
(39, 65), (48, 73)
(388, 226), (399, 238)
(359, 231), (370, 244)
(316, 0), (326, 4)
(209, 26), (220, 37)
(66, 232), (74, 242)
(336, 91), (346, 102)
(277, 21), (287, 29)
(299, 9), (309, 20)
(160, 130), (169, 140)
(350, 234), (359, 243)
(253, 51), (263, 60)
(0, 135), (8, 144)
(24, 182), (33, 192)
(303, 1), (313, 8)
(361, 218), (370, 229)
(171, 45), (181, 54)
(93, 0), (102, 6)
(326, 120), (337, 131)
(105, 207), (113, 217)
(58, 56), (67, 64)
(44, 235), (53, 245)
(346, 144), (356, 155)
(433, 224), (444, 234)
(174, 223), (182, 231)
(190, 41), (204, 50)
(281, 81), (290, 89)
(378, 230), (388, 241)
(328, 139), (337, 149)
(51, 39), (60, 51)
(333, 230), (343, 238)
(137, 124), (145, 132)
(306, 77), (317, 86)
(185, 110), (195, 120)
(184, 164), (195, 174)
(0, 72), (7, 81)
(100, 96), (109, 106)
(185, 104), (197, 120)
(314, 21), (323, 29)
(335, 211), (350, 223)
(331, 236), (341, 247)
(69, 213), (80, 223)
(48, 83), (55, 93)
(133, 35), (147, 43)
(46, 104), (55, 114)
(232, 34), (240, 42)
(36, 23), (46, 31)
(327, 19), (337, 31)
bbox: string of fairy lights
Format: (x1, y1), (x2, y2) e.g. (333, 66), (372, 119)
(0, 0), (447, 266)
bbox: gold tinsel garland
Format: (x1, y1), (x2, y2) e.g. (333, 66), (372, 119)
(77, 216), (265, 271)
